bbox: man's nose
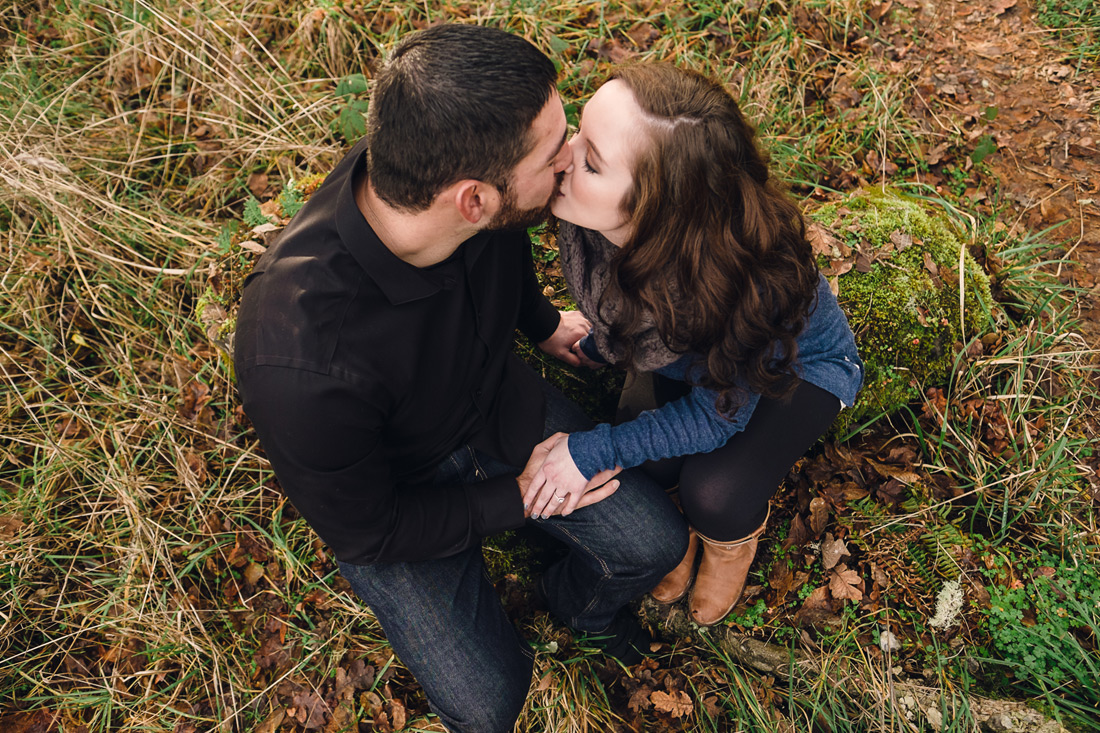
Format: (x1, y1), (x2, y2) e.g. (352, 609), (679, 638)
(553, 142), (572, 174)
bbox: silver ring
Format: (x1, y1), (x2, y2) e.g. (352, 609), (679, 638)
(556, 496), (566, 503)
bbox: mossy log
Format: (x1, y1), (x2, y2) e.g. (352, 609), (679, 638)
(640, 597), (1068, 733)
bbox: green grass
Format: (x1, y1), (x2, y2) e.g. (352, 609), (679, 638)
(2, 1), (1098, 731)
(1035, 0), (1100, 62)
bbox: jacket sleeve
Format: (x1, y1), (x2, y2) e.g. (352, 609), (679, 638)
(238, 365), (525, 565)
(566, 382), (761, 480)
(515, 235), (561, 344)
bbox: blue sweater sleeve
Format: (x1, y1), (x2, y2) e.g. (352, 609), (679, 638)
(567, 380), (760, 480)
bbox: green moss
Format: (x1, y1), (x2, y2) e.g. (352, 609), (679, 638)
(810, 189), (994, 433)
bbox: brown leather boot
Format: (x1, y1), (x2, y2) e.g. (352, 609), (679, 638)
(689, 514), (768, 626)
(651, 527), (698, 603)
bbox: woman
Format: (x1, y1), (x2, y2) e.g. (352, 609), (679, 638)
(523, 64), (864, 626)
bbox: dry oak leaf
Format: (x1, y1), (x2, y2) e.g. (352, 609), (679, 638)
(291, 691), (328, 730)
(702, 695), (722, 719)
(830, 565), (863, 602)
(628, 686), (653, 713)
(323, 703), (355, 733)
(806, 222), (851, 259)
(388, 699), (408, 731)
(651, 690), (693, 718)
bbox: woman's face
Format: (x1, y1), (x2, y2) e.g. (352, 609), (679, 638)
(551, 80), (646, 247)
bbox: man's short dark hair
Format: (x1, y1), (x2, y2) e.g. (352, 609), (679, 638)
(366, 24), (558, 211)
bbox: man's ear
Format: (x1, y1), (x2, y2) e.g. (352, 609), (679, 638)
(452, 180), (499, 225)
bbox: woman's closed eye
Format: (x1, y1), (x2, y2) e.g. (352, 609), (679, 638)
(583, 157), (598, 174)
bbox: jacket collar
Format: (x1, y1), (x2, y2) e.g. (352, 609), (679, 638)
(335, 142), (491, 305)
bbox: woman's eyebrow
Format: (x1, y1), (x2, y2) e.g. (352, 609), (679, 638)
(587, 138), (606, 165)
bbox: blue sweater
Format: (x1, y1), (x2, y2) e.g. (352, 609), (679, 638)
(567, 275), (864, 479)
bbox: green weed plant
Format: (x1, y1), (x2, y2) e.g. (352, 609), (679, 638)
(981, 552), (1100, 724)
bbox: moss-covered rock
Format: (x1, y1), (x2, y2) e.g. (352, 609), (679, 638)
(807, 188), (995, 433)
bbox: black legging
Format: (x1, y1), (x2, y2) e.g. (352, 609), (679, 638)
(616, 372), (841, 541)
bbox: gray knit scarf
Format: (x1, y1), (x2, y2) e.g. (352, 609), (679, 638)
(557, 221), (684, 372)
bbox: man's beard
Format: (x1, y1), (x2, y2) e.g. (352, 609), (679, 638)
(486, 173), (563, 231)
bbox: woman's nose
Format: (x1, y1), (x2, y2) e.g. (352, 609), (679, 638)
(559, 135), (580, 174)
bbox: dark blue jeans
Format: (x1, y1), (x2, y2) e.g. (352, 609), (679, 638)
(338, 376), (688, 733)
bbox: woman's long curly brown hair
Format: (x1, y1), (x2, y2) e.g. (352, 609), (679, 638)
(602, 63), (820, 414)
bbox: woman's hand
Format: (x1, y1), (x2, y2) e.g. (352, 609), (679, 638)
(523, 434), (622, 519)
(537, 311), (592, 367)
(570, 338), (605, 370)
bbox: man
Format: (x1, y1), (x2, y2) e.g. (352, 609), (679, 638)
(234, 24), (687, 732)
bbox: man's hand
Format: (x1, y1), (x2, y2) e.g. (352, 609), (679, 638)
(522, 434), (622, 519)
(537, 310), (592, 367)
(517, 433), (564, 504)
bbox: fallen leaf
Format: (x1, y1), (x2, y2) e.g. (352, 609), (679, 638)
(248, 172), (269, 198)
(594, 37), (637, 63)
(54, 415), (90, 440)
(347, 659), (375, 689)
(875, 477), (906, 507)
(702, 694), (722, 719)
(925, 142), (951, 165)
(626, 22), (659, 49)
(769, 562), (795, 597)
(388, 699), (407, 731)
(830, 565), (864, 602)
(972, 42), (1004, 59)
(255, 709), (286, 733)
(784, 513), (811, 550)
(651, 690), (693, 718)
(809, 497), (829, 536)
(855, 252), (873, 273)
(870, 562), (888, 588)
(794, 585), (836, 626)
(991, 0), (1017, 14)
(323, 703), (355, 733)
(291, 691), (328, 730)
(0, 710), (60, 733)
(0, 515), (24, 541)
(243, 562), (265, 586)
(255, 635), (289, 670)
(821, 533), (850, 570)
(806, 222), (851, 259)
(889, 230), (913, 251)
(867, 459), (921, 485)
(628, 686), (653, 713)
(922, 251), (939, 276)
